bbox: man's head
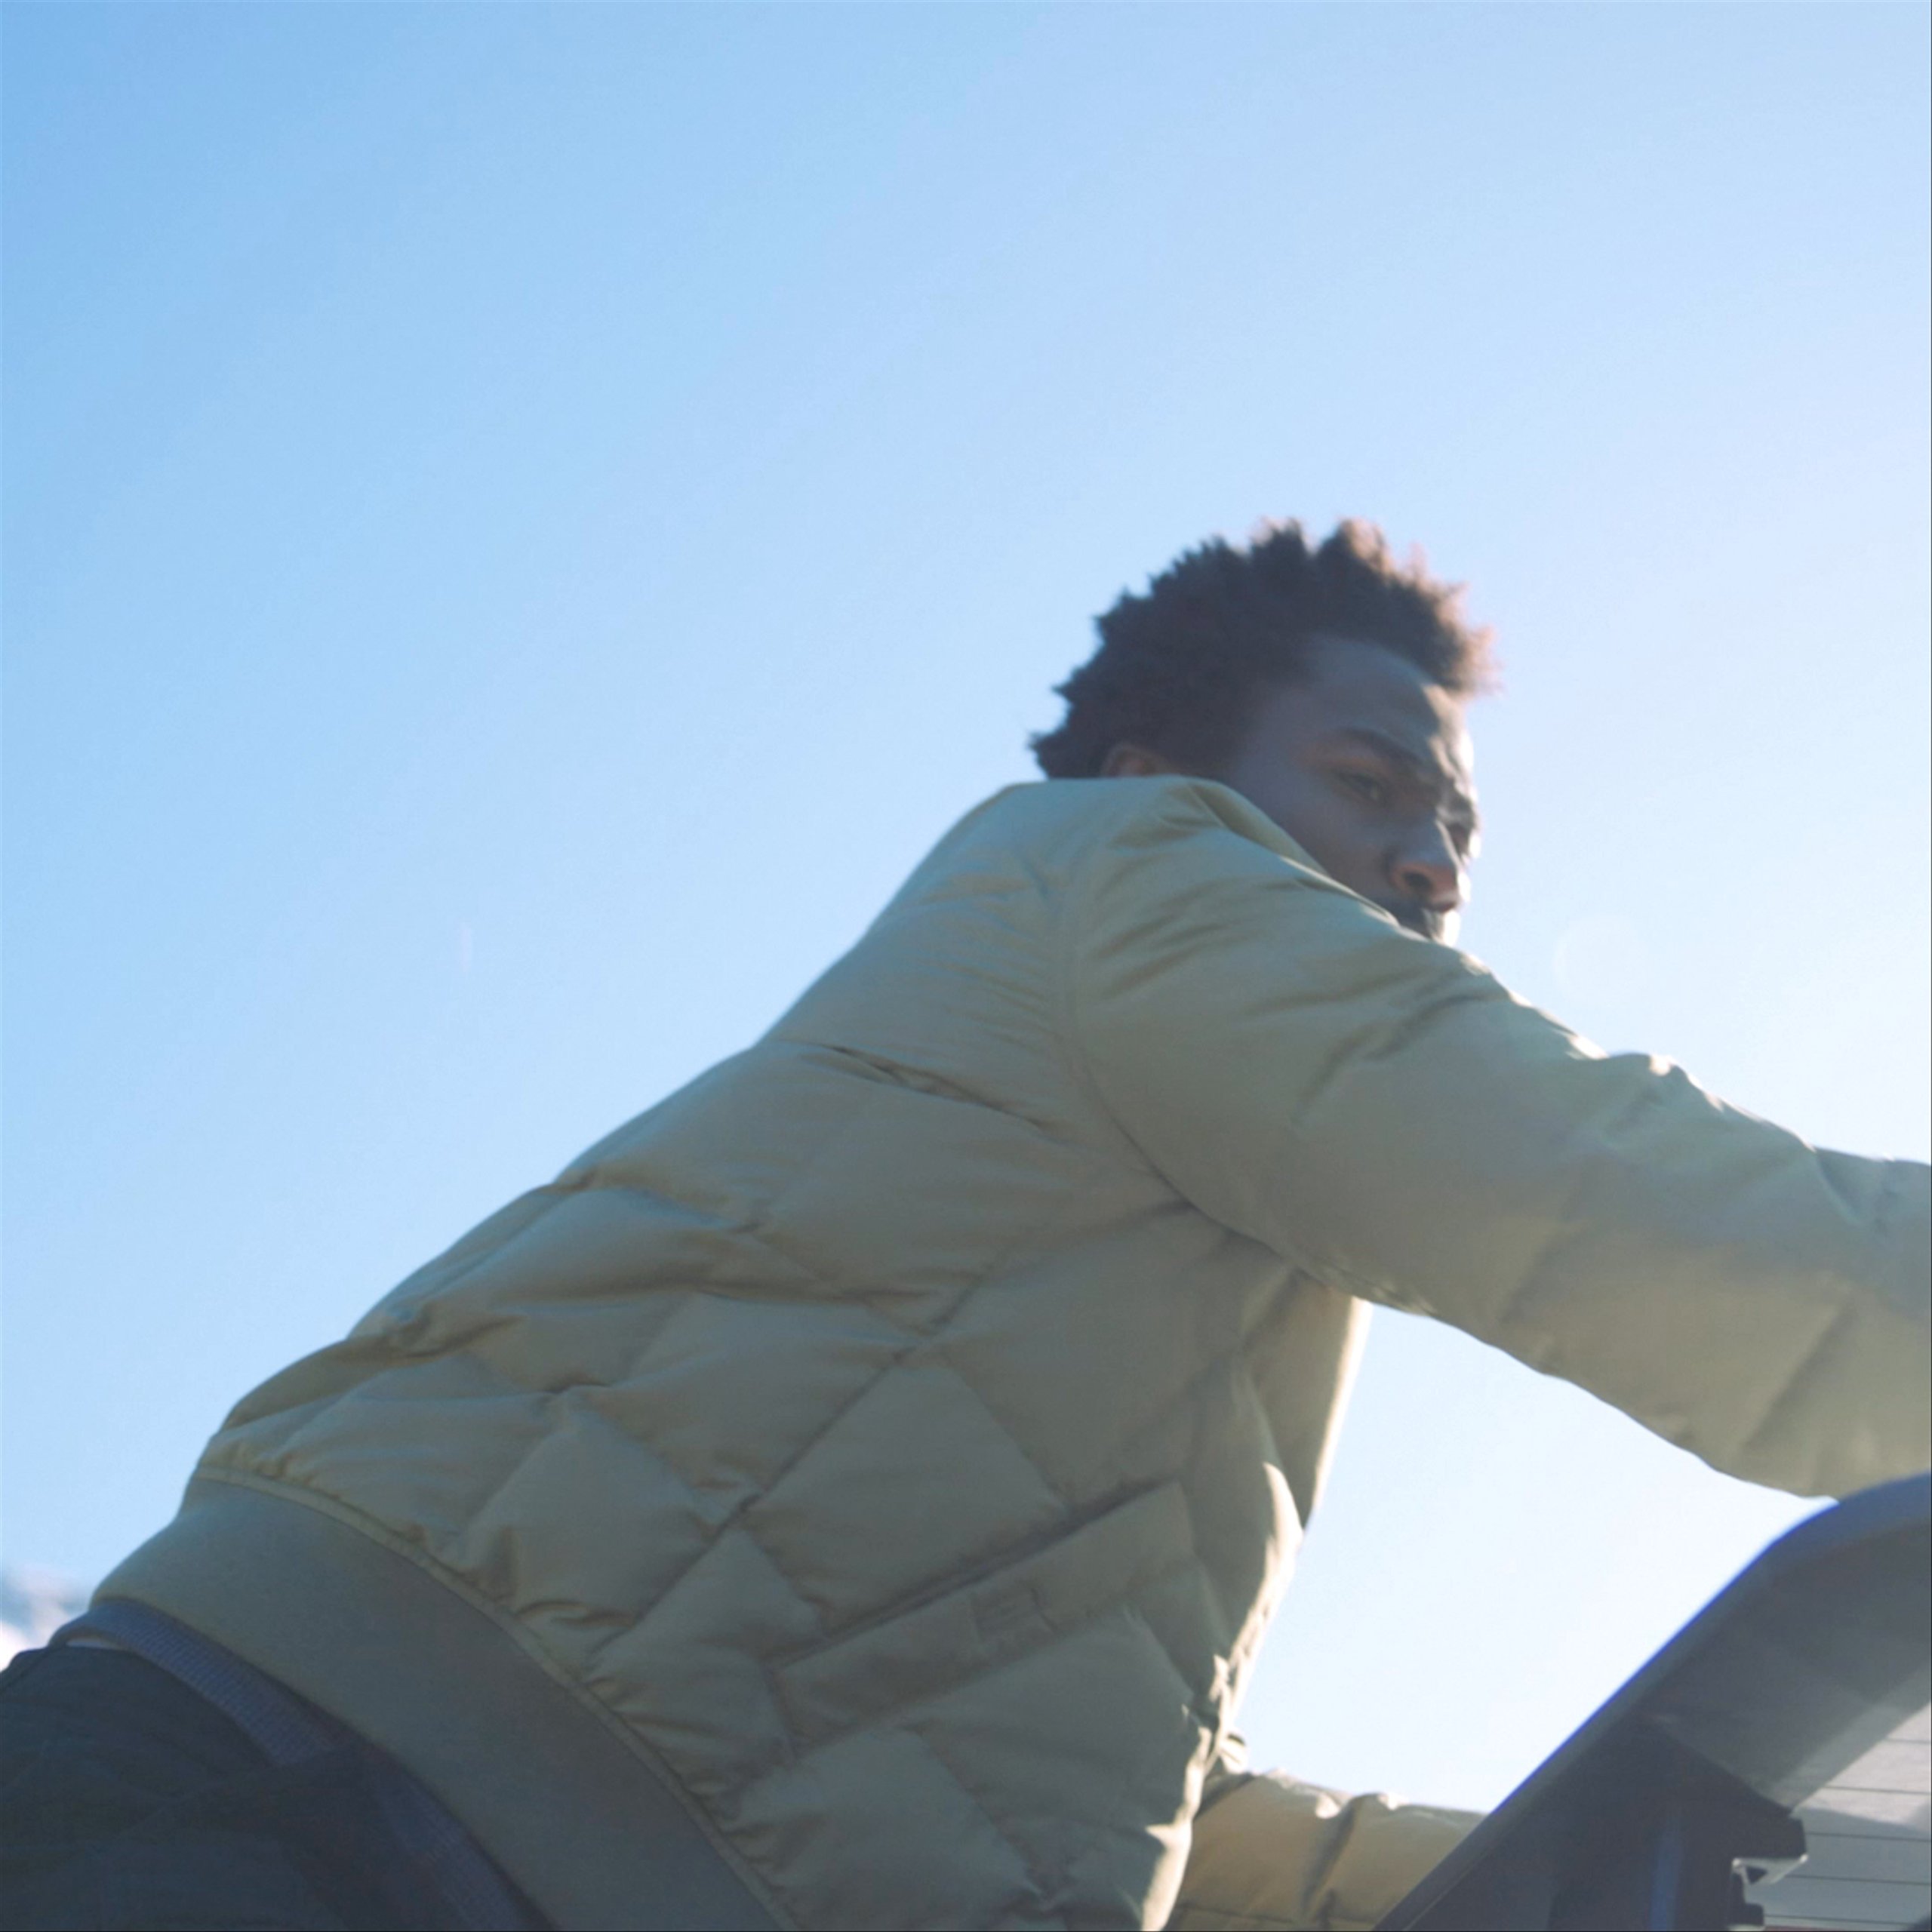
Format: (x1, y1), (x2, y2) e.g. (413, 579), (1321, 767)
(1031, 520), (1494, 943)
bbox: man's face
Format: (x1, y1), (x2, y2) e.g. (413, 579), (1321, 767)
(1106, 635), (1481, 943)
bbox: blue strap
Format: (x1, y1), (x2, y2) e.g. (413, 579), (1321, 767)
(54, 1598), (544, 1931)
(59, 1597), (343, 1762)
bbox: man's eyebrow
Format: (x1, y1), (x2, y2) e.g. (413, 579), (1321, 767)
(1332, 726), (1481, 827)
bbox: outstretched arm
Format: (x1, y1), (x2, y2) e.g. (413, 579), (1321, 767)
(1072, 781), (1930, 1500)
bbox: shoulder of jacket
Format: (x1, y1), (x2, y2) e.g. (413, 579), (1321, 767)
(964, 775), (1331, 878)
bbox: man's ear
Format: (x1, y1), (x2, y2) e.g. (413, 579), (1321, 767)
(1100, 743), (1184, 778)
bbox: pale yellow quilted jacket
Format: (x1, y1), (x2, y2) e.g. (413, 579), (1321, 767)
(103, 778), (1932, 1932)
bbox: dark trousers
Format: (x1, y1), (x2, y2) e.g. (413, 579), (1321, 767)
(0, 1644), (537, 1931)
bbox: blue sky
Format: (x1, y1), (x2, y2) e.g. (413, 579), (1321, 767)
(5, 4), (1927, 1813)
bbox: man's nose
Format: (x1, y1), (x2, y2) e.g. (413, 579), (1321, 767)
(1391, 830), (1466, 914)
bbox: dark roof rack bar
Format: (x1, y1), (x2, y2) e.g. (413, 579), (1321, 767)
(1376, 1472), (1931, 1932)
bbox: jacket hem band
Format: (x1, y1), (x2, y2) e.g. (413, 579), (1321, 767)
(96, 1475), (787, 1932)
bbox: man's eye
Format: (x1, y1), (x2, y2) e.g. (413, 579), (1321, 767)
(1340, 771), (1389, 805)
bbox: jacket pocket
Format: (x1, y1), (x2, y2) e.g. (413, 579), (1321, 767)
(771, 1480), (1192, 1749)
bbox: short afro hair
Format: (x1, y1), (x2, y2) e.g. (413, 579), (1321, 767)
(1030, 519), (1494, 779)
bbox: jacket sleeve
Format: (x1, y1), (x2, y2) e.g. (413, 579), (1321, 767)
(1167, 1763), (1480, 1932)
(1068, 783), (1931, 1500)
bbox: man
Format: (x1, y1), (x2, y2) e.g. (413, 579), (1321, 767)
(5, 521), (1926, 1932)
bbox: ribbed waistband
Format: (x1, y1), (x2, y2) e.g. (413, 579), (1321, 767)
(55, 1598), (543, 1932)
(94, 1475), (787, 1932)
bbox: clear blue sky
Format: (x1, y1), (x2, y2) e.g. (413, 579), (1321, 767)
(5, 4), (1927, 1814)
